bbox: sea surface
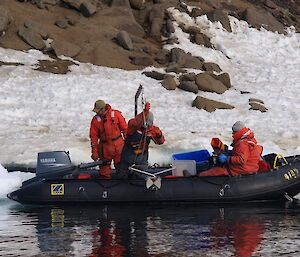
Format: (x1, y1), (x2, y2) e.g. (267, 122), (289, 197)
(1, 198), (300, 257)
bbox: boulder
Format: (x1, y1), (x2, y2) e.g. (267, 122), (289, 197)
(18, 27), (46, 50)
(148, 5), (165, 23)
(179, 73), (196, 82)
(116, 30), (133, 50)
(242, 7), (285, 34)
(178, 81), (198, 94)
(195, 73), (228, 94)
(207, 10), (232, 32)
(61, 0), (82, 10)
(0, 6), (13, 33)
(170, 48), (186, 67)
(51, 39), (81, 57)
(170, 48), (202, 69)
(249, 98), (264, 104)
(55, 19), (68, 29)
(130, 56), (153, 66)
(216, 73), (231, 88)
(190, 8), (203, 18)
(192, 96), (234, 113)
(166, 19), (175, 33)
(161, 75), (177, 90)
(183, 55), (203, 69)
(165, 62), (186, 73)
(150, 17), (163, 39)
(202, 62), (222, 73)
(193, 33), (212, 48)
(80, 2), (97, 17)
(24, 21), (48, 39)
(249, 102), (268, 112)
(154, 50), (169, 65)
(129, 0), (145, 10)
(142, 71), (166, 80)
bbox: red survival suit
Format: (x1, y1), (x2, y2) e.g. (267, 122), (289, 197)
(199, 128), (262, 176)
(90, 104), (127, 178)
(118, 103), (165, 177)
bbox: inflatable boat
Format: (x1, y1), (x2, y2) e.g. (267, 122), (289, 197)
(7, 150), (300, 204)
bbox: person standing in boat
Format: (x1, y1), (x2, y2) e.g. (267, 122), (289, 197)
(90, 100), (127, 179)
(199, 121), (262, 177)
(117, 102), (165, 178)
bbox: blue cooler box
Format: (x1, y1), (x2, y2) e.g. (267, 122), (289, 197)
(172, 149), (211, 164)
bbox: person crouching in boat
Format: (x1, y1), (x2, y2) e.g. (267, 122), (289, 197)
(199, 121), (262, 177)
(90, 100), (128, 179)
(116, 102), (165, 179)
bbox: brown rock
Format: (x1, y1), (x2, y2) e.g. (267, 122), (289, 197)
(207, 10), (232, 32)
(249, 98), (264, 104)
(17, 27), (46, 50)
(24, 21), (48, 39)
(51, 39), (81, 57)
(216, 73), (231, 88)
(130, 56), (153, 66)
(195, 73), (228, 94)
(178, 81), (198, 94)
(249, 102), (268, 112)
(203, 62), (222, 73)
(142, 71), (166, 80)
(166, 19), (175, 33)
(55, 19), (68, 29)
(161, 75), (177, 90)
(242, 7), (285, 34)
(80, 2), (97, 17)
(193, 33), (212, 48)
(192, 96), (234, 113)
(116, 30), (133, 50)
(179, 73), (196, 82)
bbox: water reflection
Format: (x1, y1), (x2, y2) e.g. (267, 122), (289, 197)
(2, 200), (300, 256)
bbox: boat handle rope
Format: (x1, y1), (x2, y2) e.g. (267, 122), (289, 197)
(129, 165), (175, 189)
(273, 154), (288, 169)
(129, 165), (174, 178)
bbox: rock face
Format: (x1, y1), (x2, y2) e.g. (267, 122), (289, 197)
(1, 0), (298, 116)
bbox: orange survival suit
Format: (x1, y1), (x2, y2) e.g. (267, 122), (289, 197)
(199, 127), (262, 177)
(90, 104), (127, 178)
(118, 103), (165, 178)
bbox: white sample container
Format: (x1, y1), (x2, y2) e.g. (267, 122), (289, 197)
(171, 160), (196, 176)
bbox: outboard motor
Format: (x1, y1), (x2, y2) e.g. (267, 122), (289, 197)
(36, 151), (74, 179)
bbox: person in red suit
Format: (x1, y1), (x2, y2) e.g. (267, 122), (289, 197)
(199, 121), (262, 177)
(117, 102), (165, 178)
(90, 100), (127, 179)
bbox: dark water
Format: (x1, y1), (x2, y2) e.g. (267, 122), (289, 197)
(1, 199), (300, 257)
